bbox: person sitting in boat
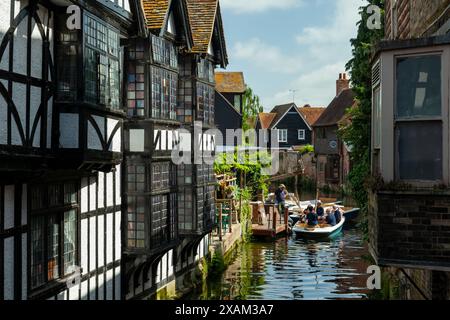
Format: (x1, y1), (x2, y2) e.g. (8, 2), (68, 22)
(306, 205), (319, 227)
(333, 205), (342, 224)
(316, 201), (325, 220)
(275, 184), (288, 217)
(325, 208), (337, 226)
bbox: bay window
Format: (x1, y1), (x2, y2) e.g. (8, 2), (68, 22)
(30, 182), (78, 289)
(126, 40), (146, 117)
(395, 54), (443, 181)
(197, 58), (214, 83)
(151, 67), (178, 121)
(127, 196), (146, 249)
(196, 82), (215, 125)
(373, 41), (450, 185)
(83, 15), (121, 109)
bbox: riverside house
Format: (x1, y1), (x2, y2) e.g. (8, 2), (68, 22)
(0, 0), (228, 300)
(369, 0), (450, 300)
(313, 73), (356, 189)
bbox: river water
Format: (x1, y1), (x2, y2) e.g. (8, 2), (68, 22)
(188, 226), (372, 300)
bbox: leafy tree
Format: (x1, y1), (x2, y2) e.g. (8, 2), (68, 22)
(242, 87), (263, 130)
(339, 0), (384, 233)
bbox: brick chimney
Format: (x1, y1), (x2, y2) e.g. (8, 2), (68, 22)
(336, 73), (350, 96)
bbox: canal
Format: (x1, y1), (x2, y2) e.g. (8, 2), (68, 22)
(186, 182), (372, 300)
(188, 225), (372, 300)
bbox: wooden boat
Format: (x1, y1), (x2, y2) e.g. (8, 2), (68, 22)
(292, 216), (346, 239)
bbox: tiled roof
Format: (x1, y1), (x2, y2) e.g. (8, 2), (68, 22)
(186, 0), (218, 53)
(258, 113), (277, 129)
(215, 72), (246, 93)
(313, 89), (356, 127)
(140, 0), (171, 31)
(298, 106), (326, 127)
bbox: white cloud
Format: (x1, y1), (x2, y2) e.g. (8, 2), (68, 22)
(262, 0), (362, 108)
(232, 38), (302, 74)
(220, 0), (302, 14)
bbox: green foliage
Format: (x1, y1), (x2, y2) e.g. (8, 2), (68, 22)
(339, 1), (385, 225)
(214, 150), (271, 197)
(242, 87), (263, 131)
(298, 144), (314, 155)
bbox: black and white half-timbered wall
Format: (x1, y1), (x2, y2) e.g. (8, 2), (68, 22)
(0, 0), (132, 300)
(0, 0), (228, 300)
(123, 0), (227, 300)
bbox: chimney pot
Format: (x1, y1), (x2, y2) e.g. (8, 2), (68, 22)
(336, 72), (350, 96)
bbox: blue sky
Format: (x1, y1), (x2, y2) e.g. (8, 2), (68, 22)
(218, 0), (365, 111)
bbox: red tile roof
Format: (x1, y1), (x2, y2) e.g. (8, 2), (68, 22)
(258, 113), (277, 129)
(215, 72), (246, 93)
(298, 106), (326, 127)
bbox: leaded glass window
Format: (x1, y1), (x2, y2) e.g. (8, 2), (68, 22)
(151, 195), (169, 247)
(30, 182), (79, 290)
(127, 164), (146, 192)
(151, 67), (177, 120)
(151, 34), (178, 69)
(83, 14), (121, 109)
(127, 196), (146, 248)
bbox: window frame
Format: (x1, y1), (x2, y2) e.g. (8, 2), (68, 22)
(277, 129), (288, 143)
(298, 129), (306, 141)
(375, 45), (450, 187)
(29, 182), (79, 290)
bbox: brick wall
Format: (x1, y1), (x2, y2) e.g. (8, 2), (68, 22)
(369, 190), (450, 268)
(385, 0), (450, 40)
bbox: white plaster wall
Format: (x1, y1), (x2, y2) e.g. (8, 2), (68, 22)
(107, 118), (121, 152)
(115, 165), (121, 205)
(13, 8), (28, 76)
(89, 178), (97, 212)
(80, 280), (88, 300)
(30, 86), (41, 147)
(68, 283), (80, 300)
(89, 216), (97, 272)
(97, 273), (104, 300)
(106, 269), (114, 300)
(0, 1), (11, 71)
(60, 113), (79, 148)
(4, 237), (14, 300)
(30, 19), (42, 79)
(88, 116), (104, 151)
(114, 266), (121, 299)
(4, 185), (14, 230)
(97, 172), (105, 209)
(106, 213), (113, 265)
(12, 82), (26, 146)
(97, 215), (104, 269)
(0, 90), (7, 145)
(80, 218), (88, 274)
(106, 172), (114, 207)
(115, 211), (121, 260)
(89, 276), (97, 300)
(80, 177), (88, 214)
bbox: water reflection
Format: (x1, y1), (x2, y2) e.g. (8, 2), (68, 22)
(188, 227), (371, 300)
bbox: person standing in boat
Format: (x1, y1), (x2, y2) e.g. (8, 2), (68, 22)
(325, 208), (337, 226)
(333, 205), (342, 224)
(306, 205), (319, 227)
(316, 201), (325, 221)
(275, 184), (288, 220)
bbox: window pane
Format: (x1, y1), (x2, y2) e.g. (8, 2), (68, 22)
(47, 214), (60, 281)
(31, 216), (45, 288)
(63, 210), (77, 275)
(396, 55), (441, 118)
(397, 121), (442, 180)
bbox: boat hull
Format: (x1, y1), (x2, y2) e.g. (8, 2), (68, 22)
(293, 218), (345, 240)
